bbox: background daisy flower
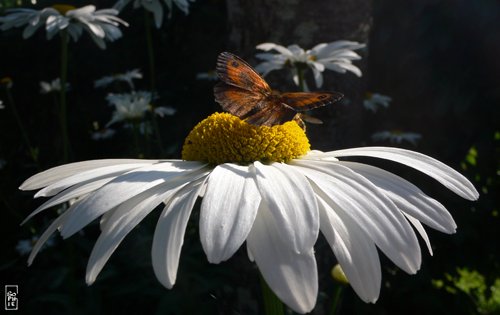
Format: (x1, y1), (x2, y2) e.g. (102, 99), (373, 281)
(114, 0), (194, 28)
(372, 130), (422, 146)
(94, 69), (143, 90)
(255, 41), (365, 88)
(20, 112), (478, 314)
(0, 5), (128, 49)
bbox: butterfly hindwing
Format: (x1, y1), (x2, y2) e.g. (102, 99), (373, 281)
(279, 91), (344, 111)
(214, 82), (267, 117)
(216, 52), (271, 94)
(243, 100), (296, 126)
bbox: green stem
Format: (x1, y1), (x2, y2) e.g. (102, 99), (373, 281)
(60, 30), (70, 162)
(132, 121), (141, 157)
(144, 11), (156, 92)
(143, 12), (164, 155)
(4, 87), (38, 164)
(329, 285), (344, 315)
(260, 274), (285, 315)
(297, 66), (306, 92)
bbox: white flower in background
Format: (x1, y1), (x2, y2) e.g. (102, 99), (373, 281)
(0, 5), (128, 49)
(91, 128), (116, 141)
(21, 112), (478, 314)
(255, 40), (365, 88)
(0, 100), (4, 109)
(106, 91), (152, 125)
(40, 78), (70, 94)
(364, 93), (392, 112)
(16, 235), (54, 256)
(196, 70), (218, 81)
(372, 130), (422, 146)
(94, 69), (143, 90)
(154, 106), (176, 117)
(114, 0), (193, 28)
(106, 91), (175, 126)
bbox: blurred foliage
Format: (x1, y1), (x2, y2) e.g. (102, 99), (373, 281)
(0, 0), (499, 314)
(433, 268), (500, 315)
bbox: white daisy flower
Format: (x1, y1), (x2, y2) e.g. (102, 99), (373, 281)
(94, 69), (143, 90)
(0, 100), (4, 109)
(372, 130), (422, 146)
(255, 40), (365, 88)
(106, 91), (153, 126)
(20, 113), (478, 313)
(0, 5), (128, 49)
(154, 106), (176, 117)
(40, 78), (70, 94)
(363, 92), (392, 112)
(114, 0), (194, 28)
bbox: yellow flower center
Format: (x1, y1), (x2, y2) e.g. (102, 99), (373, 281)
(182, 112), (310, 165)
(51, 4), (76, 15)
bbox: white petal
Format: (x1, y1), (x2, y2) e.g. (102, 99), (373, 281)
(21, 177), (112, 225)
(317, 195), (381, 302)
(247, 202), (318, 314)
(312, 68), (323, 88)
(152, 177), (206, 288)
(291, 160), (421, 274)
(200, 164), (260, 263)
(256, 43), (293, 56)
(339, 161), (456, 233)
(27, 206), (75, 265)
(20, 159), (157, 190)
(34, 163), (155, 197)
(60, 161), (207, 238)
(253, 162), (319, 253)
(330, 147), (479, 200)
(86, 181), (183, 284)
(404, 213), (433, 255)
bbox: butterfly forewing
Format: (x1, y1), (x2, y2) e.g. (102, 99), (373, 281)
(279, 92), (344, 112)
(216, 52), (271, 94)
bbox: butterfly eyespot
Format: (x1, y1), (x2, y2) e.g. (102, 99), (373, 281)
(231, 61), (239, 67)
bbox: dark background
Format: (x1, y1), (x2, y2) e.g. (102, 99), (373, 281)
(0, 0), (498, 314)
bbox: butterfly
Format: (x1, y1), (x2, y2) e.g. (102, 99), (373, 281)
(214, 51), (344, 127)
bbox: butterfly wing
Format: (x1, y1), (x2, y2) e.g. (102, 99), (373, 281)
(214, 82), (267, 118)
(243, 100), (297, 126)
(279, 91), (344, 111)
(216, 52), (272, 93)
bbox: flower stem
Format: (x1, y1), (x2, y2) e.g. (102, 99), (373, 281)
(144, 11), (156, 92)
(297, 66), (306, 92)
(3, 87), (38, 164)
(132, 121), (141, 158)
(259, 273), (285, 315)
(59, 30), (70, 162)
(329, 285), (344, 315)
(143, 12), (164, 154)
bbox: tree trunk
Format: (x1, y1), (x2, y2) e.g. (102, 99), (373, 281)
(225, 0), (372, 150)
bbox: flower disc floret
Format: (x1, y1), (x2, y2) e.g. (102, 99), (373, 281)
(182, 112), (310, 164)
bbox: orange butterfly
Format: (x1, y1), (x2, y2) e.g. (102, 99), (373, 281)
(214, 51), (343, 127)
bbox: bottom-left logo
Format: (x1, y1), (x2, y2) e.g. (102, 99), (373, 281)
(5, 285), (18, 311)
